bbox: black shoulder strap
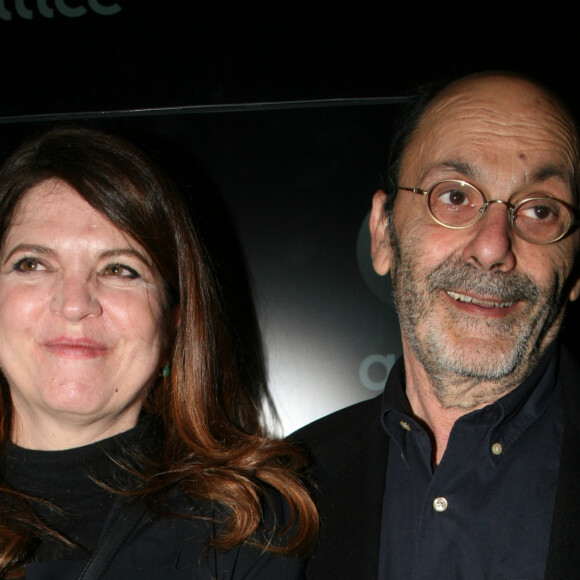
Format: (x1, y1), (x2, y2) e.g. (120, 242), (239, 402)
(76, 500), (148, 580)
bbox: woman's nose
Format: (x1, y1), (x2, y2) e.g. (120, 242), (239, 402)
(49, 274), (103, 320)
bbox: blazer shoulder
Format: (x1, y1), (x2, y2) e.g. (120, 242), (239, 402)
(291, 394), (385, 461)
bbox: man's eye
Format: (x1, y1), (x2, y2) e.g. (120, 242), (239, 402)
(102, 264), (139, 278)
(531, 205), (555, 220)
(13, 258), (44, 272)
(519, 203), (558, 221)
(439, 189), (469, 206)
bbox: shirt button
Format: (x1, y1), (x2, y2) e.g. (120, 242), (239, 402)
(491, 442), (503, 455)
(433, 497), (448, 512)
(399, 420), (412, 431)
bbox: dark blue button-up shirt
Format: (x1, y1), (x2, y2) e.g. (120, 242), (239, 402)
(379, 343), (563, 579)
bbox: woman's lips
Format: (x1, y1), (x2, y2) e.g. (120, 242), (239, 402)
(43, 337), (108, 358)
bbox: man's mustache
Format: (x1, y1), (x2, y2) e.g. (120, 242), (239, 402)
(427, 258), (540, 303)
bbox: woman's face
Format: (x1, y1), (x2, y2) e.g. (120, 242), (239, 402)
(0, 179), (169, 450)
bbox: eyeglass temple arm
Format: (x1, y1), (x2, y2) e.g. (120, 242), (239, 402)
(398, 186), (428, 195)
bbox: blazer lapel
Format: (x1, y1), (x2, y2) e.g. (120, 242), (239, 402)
(545, 345), (580, 579)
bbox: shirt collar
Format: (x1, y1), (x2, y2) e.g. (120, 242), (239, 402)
(381, 342), (560, 461)
(480, 340), (559, 457)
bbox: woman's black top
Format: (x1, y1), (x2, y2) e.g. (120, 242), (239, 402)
(3, 420), (305, 579)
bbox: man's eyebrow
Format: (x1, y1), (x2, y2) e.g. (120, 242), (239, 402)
(528, 163), (572, 186)
(419, 161), (574, 190)
(418, 160), (475, 182)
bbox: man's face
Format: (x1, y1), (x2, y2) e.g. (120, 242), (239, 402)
(370, 76), (580, 408)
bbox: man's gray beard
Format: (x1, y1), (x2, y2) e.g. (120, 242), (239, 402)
(388, 223), (566, 409)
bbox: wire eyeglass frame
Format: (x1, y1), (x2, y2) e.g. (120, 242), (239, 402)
(398, 179), (577, 245)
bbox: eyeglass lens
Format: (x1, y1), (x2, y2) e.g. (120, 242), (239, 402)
(427, 181), (571, 243)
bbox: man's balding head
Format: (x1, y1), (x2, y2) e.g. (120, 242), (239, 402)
(370, 72), (580, 409)
(385, 72), (579, 215)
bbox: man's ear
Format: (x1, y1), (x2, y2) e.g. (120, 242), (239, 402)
(569, 276), (580, 302)
(567, 246), (580, 302)
(370, 190), (391, 276)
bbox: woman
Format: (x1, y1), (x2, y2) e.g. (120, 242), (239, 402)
(0, 126), (317, 578)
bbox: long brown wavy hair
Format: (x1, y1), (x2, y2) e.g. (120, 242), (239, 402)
(0, 126), (318, 577)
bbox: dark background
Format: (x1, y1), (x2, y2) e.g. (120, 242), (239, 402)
(1, 2), (578, 432)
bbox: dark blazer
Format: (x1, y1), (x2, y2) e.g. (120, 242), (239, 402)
(294, 346), (580, 580)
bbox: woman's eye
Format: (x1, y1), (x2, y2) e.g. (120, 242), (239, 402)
(102, 264), (139, 279)
(13, 257), (44, 272)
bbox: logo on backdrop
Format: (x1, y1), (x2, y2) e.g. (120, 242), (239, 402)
(359, 354), (396, 392)
(0, 0), (121, 20)
(356, 210), (398, 392)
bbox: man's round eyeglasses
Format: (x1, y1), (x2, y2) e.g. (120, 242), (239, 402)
(398, 179), (577, 245)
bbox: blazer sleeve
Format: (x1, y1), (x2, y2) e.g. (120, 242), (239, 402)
(292, 395), (388, 580)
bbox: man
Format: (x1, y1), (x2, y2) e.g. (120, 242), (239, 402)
(294, 72), (580, 579)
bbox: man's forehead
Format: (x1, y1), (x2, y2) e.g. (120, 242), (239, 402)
(422, 76), (570, 135)
(402, 75), (578, 182)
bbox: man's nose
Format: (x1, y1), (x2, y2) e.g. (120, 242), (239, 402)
(49, 274), (103, 321)
(461, 202), (516, 272)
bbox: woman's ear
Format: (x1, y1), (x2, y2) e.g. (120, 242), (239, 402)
(172, 304), (181, 331)
(370, 190), (392, 276)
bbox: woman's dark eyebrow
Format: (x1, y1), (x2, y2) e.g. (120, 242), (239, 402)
(1, 245), (154, 270)
(98, 248), (154, 269)
(1, 244), (55, 266)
